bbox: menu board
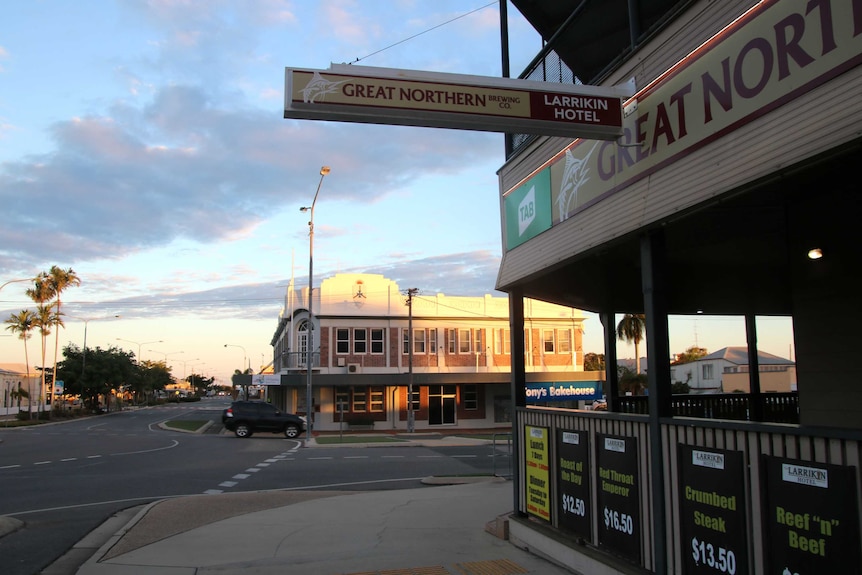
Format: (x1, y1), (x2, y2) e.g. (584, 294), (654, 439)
(556, 429), (591, 539)
(763, 456), (861, 574)
(679, 445), (748, 574)
(596, 434), (640, 563)
(525, 425), (551, 521)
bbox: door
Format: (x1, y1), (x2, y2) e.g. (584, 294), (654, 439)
(428, 385), (456, 425)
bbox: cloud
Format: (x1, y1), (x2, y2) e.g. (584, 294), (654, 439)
(0, 80), (499, 272)
(21, 250), (502, 323)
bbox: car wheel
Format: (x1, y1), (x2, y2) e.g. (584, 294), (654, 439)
(284, 424), (300, 439)
(235, 424), (253, 438)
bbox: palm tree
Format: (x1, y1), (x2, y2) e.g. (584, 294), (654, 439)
(616, 313), (646, 375)
(32, 304), (57, 416)
(27, 277), (55, 415)
(46, 266), (80, 397)
(5, 310), (37, 415)
(10, 385), (29, 410)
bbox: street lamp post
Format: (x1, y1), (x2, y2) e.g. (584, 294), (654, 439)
(224, 344), (249, 399)
(116, 338), (163, 363)
(175, 358), (200, 383)
(0, 277), (37, 292)
(148, 349), (184, 365)
(300, 165), (331, 446)
(76, 315), (121, 411)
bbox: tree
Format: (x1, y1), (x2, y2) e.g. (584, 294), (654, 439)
(10, 385), (29, 409)
(671, 346), (708, 365)
(584, 352), (605, 372)
(56, 344), (137, 412)
(45, 266), (80, 398)
(617, 313), (646, 374)
(618, 365), (648, 396)
(32, 303), (58, 416)
(27, 277), (56, 416)
(187, 373), (215, 396)
(5, 309), (37, 416)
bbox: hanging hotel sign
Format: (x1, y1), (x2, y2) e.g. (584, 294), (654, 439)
(285, 64), (628, 140)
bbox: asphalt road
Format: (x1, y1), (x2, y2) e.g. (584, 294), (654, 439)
(0, 399), (506, 575)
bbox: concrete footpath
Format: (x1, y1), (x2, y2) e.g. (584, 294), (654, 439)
(31, 434), (578, 575)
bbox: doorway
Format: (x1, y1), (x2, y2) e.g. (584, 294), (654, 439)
(428, 384), (456, 425)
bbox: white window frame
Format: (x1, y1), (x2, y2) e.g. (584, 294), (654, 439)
(557, 329), (571, 353)
(353, 328), (367, 354)
(494, 328), (511, 355)
(371, 328), (385, 354)
(336, 328), (349, 354)
(458, 328), (472, 353)
(543, 329), (555, 353)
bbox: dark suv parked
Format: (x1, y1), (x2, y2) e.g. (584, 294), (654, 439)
(221, 401), (306, 438)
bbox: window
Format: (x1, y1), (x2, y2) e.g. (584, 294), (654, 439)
(352, 388), (367, 411)
(459, 328), (472, 353)
(447, 328), (456, 353)
(370, 387), (384, 412)
(494, 329), (510, 354)
(475, 330), (484, 354)
(353, 328), (367, 354)
(557, 329), (571, 353)
(463, 384), (478, 410)
(703, 364), (714, 379)
(336, 329), (349, 354)
(543, 329), (555, 353)
(371, 329), (385, 354)
(335, 387), (350, 415)
(413, 329), (426, 354)
(404, 329), (427, 354)
(407, 388), (420, 411)
(298, 320), (312, 366)
(429, 329), (437, 355)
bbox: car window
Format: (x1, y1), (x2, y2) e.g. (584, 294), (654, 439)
(260, 404), (278, 415)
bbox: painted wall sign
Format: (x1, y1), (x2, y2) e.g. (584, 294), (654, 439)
(556, 429), (591, 540)
(763, 455), (861, 573)
(285, 64), (627, 140)
(504, 0), (862, 250)
(679, 445), (749, 574)
(525, 380), (602, 403)
(596, 433), (641, 564)
(504, 168), (552, 249)
(525, 425), (551, 521)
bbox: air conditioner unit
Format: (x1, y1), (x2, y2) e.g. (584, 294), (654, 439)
(347, 363), (361, 373)
(337, 357), (346, 367)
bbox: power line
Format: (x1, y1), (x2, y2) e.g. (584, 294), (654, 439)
(349, 2), (497, 64)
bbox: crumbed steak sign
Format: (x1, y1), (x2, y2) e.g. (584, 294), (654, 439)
(284, 64), (627, 140)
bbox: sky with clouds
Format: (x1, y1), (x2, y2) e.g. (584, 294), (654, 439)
(0, 1), (793, 384)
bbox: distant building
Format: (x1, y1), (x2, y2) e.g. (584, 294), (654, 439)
(264, 273), (602, 432)
(670, 347), (796, 393)
(0, 363), (42, 415)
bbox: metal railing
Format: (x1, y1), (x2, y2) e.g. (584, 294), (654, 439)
(491, 432), (513, 478)
(615, 392), (799, 423)
(279, 351), (320, 370)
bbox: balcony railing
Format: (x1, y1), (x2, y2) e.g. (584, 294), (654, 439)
(279, 352), (319, 370)
(615, 392), (799, 423)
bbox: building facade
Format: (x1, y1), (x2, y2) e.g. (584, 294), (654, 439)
(670, 346), (796, 393)
(494, 1), (862, 573)
(264, 273), (600, 432)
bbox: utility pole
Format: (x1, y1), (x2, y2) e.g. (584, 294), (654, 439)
(405, 288), (418, 433)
